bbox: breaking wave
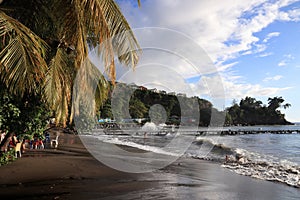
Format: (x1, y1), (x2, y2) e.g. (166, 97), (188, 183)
(194, 137), (300, 188)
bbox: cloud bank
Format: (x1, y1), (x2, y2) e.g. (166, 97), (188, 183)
(114, 0), (299, 101)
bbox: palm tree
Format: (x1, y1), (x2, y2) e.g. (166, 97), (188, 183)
(266, 96), (291, 124)
(267, 96), (291, 111)
(0, 0), (141, 126)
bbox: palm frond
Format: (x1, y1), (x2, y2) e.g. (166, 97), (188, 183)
(80, 0), (141, 83)
(0, 0), (141, 127)
(100, 0), (141, 75)
(50, 0), (141, 84)
(71, 58), (108, 123)
(0, 10), (48, 95)
(44, 49), (72, 127)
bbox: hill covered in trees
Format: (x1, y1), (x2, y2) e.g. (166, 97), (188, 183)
(99, 83), (292, 126)
(226, 96), (292, 125)
(99, 83), (218, 126)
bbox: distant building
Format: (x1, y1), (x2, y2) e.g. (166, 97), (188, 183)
(168, 92), (176, 96)
(177, 93), (186, 97)
(129, 83), (138, 89)
(159, 90), (167, 94)
(149, 88), (158, 93)
(139, 86), (147, 91)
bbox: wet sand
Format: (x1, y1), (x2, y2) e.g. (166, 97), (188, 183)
(0, 133), (299, 199)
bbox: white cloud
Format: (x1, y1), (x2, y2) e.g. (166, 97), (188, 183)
(285, 54), (294, 59)
(119, 0), (300, 63)
(263, 32), (281, 43)
(278, 60), (287, 66)
(194, 75), (291, 99)
(215, 62), (239, 72)
(278, 54), (295, 66)
(116, 0), (298, 106)
(278, 8), (300, 21)
(242, 43), (267, 55)
(263, 75), (283, 81)
(258, 52), (273, 57)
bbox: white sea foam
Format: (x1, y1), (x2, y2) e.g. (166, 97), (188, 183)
(195, 136), (221, 146)
(94, 135), (180, 157)
(196, 135), (300, 188)
(83, 133), (300, 188)
(222, 148), (300, 188)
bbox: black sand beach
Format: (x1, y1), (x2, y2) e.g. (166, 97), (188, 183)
(0, 133), (299, 200)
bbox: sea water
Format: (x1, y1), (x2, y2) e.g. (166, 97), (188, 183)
(87, 125), (300, 188)
(196, 133), (300, 188)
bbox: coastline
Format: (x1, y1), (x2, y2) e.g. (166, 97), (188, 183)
(0, 133), (299, 199)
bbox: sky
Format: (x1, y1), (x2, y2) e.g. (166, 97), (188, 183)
(111, 0), (300, 122)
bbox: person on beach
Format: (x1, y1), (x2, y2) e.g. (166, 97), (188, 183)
(38, 139), (44, 149)
(8, 133), (18, 149)
(21, 139), (27, 153)
(44, 131), (50, 143)
(225, 154), (247, 164)
(225, 155), (229, 162)
(0, 130), (6, 143)
(33, 138), (44, 149)
(225, 155), (236, 163)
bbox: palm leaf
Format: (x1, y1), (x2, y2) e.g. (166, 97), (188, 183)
(0, 0), (141, 126)
(55, 0), (140, 124)
(58, 0), (140, 83)
(0, 10), (48, 95)
(44, 49), (72, 126)
(71, 58), (109, 123)
(85, 0), (141, 81)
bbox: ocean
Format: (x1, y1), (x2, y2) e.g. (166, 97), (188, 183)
(81, 124), (300, 188)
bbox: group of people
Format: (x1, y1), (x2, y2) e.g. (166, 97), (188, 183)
(0, 130), (21, 152)
(0, 130), (50, 153)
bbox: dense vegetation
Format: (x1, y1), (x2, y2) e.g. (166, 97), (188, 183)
(0, 0), (140, 127)
(99, 83), (205, 126)
(99, 84), (291, 126)
(0, 84), (51, 147)
(0, 0), (140, 150)
(226, 96), (292, 125)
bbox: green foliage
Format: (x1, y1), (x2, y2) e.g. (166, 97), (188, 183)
(129, 99), (148, 119)
(0, 0), (141, 126)
(0, 149), (16, 166)
(100, 83), (215, 126)
(100, 99), (113, 119)
(226, 96), (292, 125)
(0, 85), (51, 141)
(100, 84), (292, 126)
(0, 94), (20, 130)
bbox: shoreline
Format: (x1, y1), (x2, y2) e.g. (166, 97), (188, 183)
(0, 133), (299, 199)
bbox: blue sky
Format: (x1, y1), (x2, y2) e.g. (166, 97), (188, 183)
(115, 0), (300, 122)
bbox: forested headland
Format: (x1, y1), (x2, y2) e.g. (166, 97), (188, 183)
(226, 96), (292, 125)
(99, 83), (292, 126)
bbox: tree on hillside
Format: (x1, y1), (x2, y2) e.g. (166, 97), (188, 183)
(129, 99), (148, 119)
(0, 0), (141, 127)
(268, 96), (291, 111)
(227, 103), (241, 125)
(226, 96), (291, 125)
(239, 96), (263, 124)
(266, 96), (291, 124)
